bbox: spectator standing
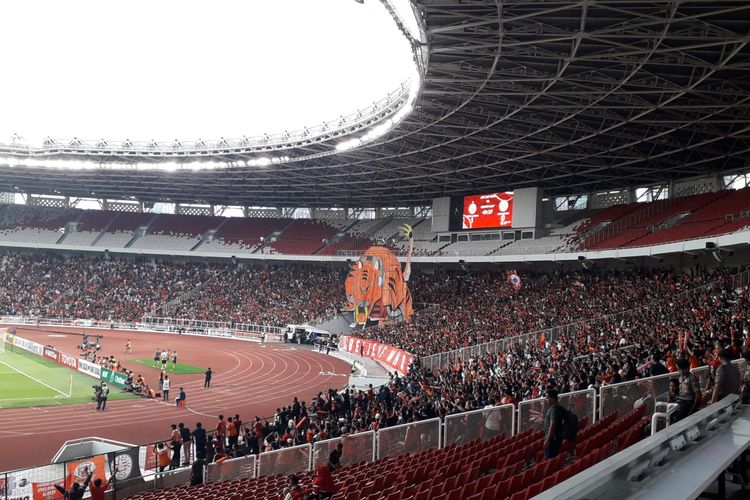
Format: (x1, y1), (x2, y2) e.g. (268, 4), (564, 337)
(88, 471), (114, 500)
(312, 463), (338, 498)
(162, 376), (171, 402)
(711, 349), (741, 403)
(169, 424), (182, 469)
(190, 458), (206, 486)
(543, 389), (563, 460)
(179, 422), (192, 466)
(674, 358), (701, 422)
(484, 398), (503, 439)
(54, 470), (92, 500)
(189, 458), (207, 486)
(154, 442), (171, 472)
(204, 367), (212, 388)
(192, 422), (207, 460)
(648, 353), (670, 377)
(216, 415), (227, 447)
(227, 417), (239, 452)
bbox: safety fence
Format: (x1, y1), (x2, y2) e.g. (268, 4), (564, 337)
(518, 389), (598, 435)
(444, 405), (515, 447)
(3, 357), (748, 499)
(0, 315), (284, 342)
(599, 359), (746, 420)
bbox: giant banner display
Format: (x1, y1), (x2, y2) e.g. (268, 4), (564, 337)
(344, 246), (413, 327)
(339, 335), (414, 375)
(462, 191), (514, 229)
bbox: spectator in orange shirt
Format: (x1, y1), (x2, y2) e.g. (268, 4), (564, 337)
(216, 415), (227, 446)
(154, 442), (172, 472)
(227, 417), (239, 452)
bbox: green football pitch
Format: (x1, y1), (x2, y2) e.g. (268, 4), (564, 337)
(0, 343), (136, 409)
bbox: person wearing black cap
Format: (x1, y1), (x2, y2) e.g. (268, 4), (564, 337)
(675, 358), (701, 422)
(710, 349), (741, 404)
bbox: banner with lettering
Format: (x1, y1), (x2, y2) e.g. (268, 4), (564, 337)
(338, 336), (414, 375)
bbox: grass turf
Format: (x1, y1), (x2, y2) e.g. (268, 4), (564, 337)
(0, 343), (136, 408)
(129, 357), (206, 374)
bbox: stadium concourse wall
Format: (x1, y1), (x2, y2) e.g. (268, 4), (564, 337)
(0, 227), (747, 264)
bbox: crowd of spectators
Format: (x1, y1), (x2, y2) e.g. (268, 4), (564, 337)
(361, 267), (740, 357)
(5, 248), (749, 483)
(0, 252), (344, 326)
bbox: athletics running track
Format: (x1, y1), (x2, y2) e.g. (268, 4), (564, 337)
(0, 326), (350, 472)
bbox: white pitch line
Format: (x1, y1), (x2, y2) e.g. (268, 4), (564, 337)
(0, 360), (69, 398)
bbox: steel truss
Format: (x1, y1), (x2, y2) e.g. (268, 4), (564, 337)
(1, 0), (749, 207)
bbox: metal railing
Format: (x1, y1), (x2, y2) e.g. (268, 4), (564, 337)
(0, 315), (283, 342)
(4, 358), (747, 497)
(517, 389), (597, 435)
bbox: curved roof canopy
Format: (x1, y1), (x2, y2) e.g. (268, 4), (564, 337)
(1, 0), (750, 207)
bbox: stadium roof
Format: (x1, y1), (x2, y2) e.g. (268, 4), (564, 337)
(2, 0), (750, 208)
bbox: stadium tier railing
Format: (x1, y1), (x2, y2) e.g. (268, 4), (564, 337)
(599, 358), (747, 421)
(4, 359), (748, 497)
(0, 315), (284, 342)
(517, 389), (597, 435)
(376, 418), (442, 460)
(443, 404), (515, 448)
(311, 431), (376, 469)
(256, 444), (312, 478)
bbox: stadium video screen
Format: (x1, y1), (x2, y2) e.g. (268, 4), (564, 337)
(462, 191), (514, 229)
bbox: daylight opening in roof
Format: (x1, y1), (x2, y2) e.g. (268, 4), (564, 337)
(0, 0), (420, 148)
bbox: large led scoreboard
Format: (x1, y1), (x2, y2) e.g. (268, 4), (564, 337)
(432, 187), (539, 233)
(461, 191), (514, 229)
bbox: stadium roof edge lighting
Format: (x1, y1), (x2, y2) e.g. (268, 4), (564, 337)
(0, 0), (425, 172)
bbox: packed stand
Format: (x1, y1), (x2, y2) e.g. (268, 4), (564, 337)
(0, 252), (344, 326)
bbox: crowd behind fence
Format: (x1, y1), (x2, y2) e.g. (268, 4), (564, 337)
(3, 357), (745, 499)
(419, 269), (750, 373)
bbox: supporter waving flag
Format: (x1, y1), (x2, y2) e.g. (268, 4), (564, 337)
(506, 269), (523, 291)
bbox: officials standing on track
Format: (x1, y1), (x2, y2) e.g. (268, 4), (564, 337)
(96, 382), (109, 411)
(204, 367), (212, 388)
(162, 375), (171, 402)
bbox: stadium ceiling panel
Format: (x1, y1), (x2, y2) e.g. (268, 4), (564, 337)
(1, 0), (750, 207)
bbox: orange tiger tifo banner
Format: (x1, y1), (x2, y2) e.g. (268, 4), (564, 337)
(339, 335), (414, 375)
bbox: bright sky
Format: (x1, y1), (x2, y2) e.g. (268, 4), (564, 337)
(0, 0), (418, 146)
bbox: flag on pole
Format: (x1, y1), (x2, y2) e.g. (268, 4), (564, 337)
(506, 270), (522, 291)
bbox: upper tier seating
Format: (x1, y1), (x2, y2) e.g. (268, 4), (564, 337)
(149, 214), (223, 236)
(269, 220), (338, 255)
